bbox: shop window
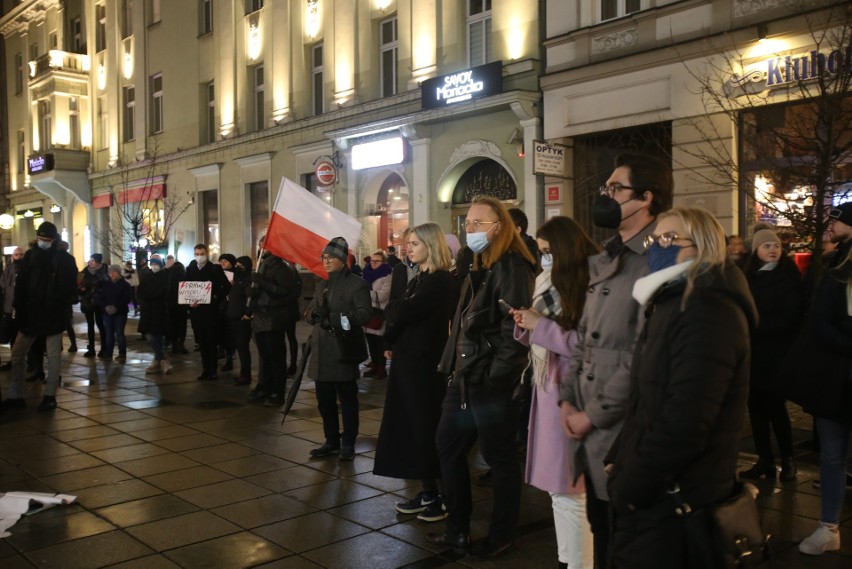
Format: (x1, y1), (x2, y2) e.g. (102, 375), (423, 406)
(374, 174), (409, 250)
(601, 0), (642, 22)
(312, 43), (324, 116)
(573, 122), (672, 242)
(249, 181), (269, 256)
(200, 190), (220, 258)
(123, 87), (136, 142)
(452, 159), (517, 205)
(467, 0), (492, 67)
(380, 16), (398, 98)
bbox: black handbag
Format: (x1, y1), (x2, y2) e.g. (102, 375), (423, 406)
(675, 482), (771, 568)
(333, 325), (368, 364)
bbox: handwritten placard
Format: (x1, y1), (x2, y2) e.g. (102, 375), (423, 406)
(178, 281), (212, 304)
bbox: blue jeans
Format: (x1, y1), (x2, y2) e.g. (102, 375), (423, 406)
(102, 312), (128, 356)
(815, 416), (852, 524)
(147, 332), (165, 361)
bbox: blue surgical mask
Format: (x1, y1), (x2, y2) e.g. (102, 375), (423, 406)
(646, 243), (681, 273)
(467, 232), (490, 254)
(540, 253), (553, 270)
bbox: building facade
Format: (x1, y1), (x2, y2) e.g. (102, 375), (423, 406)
(542, 0), (851, 245)
(1, 0), (542, 266)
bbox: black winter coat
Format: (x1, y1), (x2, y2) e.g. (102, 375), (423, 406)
(438, 248), (534, 394)
(746, 256), (805, 391)
(99, 278), (133, 315)
(137, 271), (170, 334)
(14, 245), (78, 336)
(248, 254), (297, 333)
(374, 270), (455, 479)
(185, 259), (231, 324)
(227, 269), (253, 320)
(78, 265), (108, 312)
(606, 263), (758, 567)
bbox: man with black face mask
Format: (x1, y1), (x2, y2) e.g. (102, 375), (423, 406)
(558, 153), (673, 569)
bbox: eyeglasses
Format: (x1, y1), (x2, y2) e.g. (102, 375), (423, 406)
(463, 220), (498, 232)
(643, 232), (696, 249)
(320, 255), (338, 263)
(599, 183), (639, 198)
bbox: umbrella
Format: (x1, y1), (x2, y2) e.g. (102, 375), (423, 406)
(281, 339), (312, 422)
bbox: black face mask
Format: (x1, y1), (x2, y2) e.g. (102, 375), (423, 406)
(591, 194), (624, 229)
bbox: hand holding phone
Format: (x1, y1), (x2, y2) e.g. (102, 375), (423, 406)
(498, 299), (516, 311)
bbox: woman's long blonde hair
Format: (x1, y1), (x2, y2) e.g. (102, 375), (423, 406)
(656, 207), (727, 304)
(409, 222), (453, 272)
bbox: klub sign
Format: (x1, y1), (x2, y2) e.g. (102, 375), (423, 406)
(725, 44), (852, 96)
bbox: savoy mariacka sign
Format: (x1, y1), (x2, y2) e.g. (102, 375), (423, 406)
(28, 153), (55, 175)
(421, 61), (503, 110)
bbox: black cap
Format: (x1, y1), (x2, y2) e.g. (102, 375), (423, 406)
(829, 202), (852, 226)
(36, 221), (59, 239)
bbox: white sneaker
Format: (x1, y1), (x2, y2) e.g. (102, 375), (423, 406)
(799, 525), (840, 555)
(145, 360), (161, 374)
(160, 359), (172, 374)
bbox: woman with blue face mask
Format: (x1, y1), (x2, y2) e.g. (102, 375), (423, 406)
(605, 207), (759, 569)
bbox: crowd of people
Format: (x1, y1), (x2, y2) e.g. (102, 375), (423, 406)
(1, 152), (851, 567)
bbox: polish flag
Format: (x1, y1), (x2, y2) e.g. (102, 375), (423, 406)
(263, 178), (362, 278)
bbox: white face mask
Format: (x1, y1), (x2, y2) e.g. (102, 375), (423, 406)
(540, 253), (553, 270)
(37, 239), (52, 250)
(151, 265), (161, 273)
(195, 255), (207, 265)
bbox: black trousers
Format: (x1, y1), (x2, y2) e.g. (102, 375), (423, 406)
(365, 333), (386, 367)
(168, 305), (188, 346)
(435, 380), (521, 542)
(748, 387), (794, 460)
(585, 472), (611, 569)
(283, 316), (298, 368)
(83, 308), (105, 351)
(190, 307), (218, 375)
(230, 318), (252, 377)
(315, 380), (359, 448)
(255, 330), (286, 394)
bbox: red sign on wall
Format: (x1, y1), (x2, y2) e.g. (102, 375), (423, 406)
(546, 184), (562, 204)
(315, 161), (337, 187)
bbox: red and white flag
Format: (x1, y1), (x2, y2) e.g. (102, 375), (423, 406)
(263, 178), (362, 278)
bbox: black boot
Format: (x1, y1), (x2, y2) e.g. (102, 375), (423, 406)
(740, 459), (776, 480)
(780, 457), (797, 481)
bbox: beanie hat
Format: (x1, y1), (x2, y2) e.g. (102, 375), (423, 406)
(322, 237), (349, 263)
(90, 253), (104, 264)
(108, 264), (122, 275)
(36, 221), (58, 239)
(149, 257), (165, 268)
(236, 255), (253, 271)
(751, 229), (780, 252)
(219, 253), (237, 266)
(829, 202), (852, 227)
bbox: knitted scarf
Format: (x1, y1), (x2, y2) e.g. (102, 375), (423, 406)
(530, 269), (561, 388)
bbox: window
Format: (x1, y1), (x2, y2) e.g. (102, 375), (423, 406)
(245, 0), (263, 15)
(96, 3), (106, 51)
(14, 52), (23, 94)
(98, 95), (109, 149)
(121, 0), (133, 38)
(29, 43), (38, 61)
(69, 97), (81, 148)
(39, 100), (52, 150)
(601, 0), (641, 22)
(380, 17), (398, 98)
(150, 73), (163, 134)
(467, 0), (492, 66)
(200, 0), (213, 35)
(205, 81), (215, 143)
(123, 86), (136, 141)
(312, 43), (324, 116)
(49, 30), (58, 49)
(17, 130), (26, 174)
(249, 181), (269, 254)
(200, 190), (220, 259)
(253, 65), (264, 131)
(149, 0), (161, 25)
(70, 18), (83, 52)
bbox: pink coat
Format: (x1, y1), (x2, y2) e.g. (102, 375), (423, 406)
(515, 318), (585, 495)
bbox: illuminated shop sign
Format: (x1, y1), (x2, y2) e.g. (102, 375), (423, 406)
(351, 137), (406, 170)
(725, 45), (851, 95)
(28, 153), (55, 175)
(421, 61), (503, 109)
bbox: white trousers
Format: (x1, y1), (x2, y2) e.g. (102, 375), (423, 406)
(551, 492), (594, 569)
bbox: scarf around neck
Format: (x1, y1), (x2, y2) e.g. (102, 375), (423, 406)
(530, 270), (562, 388)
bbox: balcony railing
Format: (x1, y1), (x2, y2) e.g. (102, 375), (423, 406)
(28, 50), (90, 82)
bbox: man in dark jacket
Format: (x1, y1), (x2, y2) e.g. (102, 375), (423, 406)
(185, 243), (231, 380)
(78, 252), (108, 357)
(1, 222), (77, 412)
(429, 197), (535, 557)
(229, 256), (254, 385)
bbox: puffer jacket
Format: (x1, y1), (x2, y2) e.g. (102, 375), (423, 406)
(438, 248), (534, 396)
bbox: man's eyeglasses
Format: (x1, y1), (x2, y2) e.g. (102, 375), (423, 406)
(643, 232), (695, 249)
(321, 255), (338, 263)
(463, 220), (498, 232)
(599, 184), (638, 198)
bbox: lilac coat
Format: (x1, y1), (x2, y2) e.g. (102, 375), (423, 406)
(515, 317), (585, 495)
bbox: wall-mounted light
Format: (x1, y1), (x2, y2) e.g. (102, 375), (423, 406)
(49, 204), (62, 213)
(23, 210), (35, 218)
(0, 214), (15, 230)
(516, 143), (525, 158)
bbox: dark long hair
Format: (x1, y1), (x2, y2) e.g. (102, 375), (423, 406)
(536, 216), (601, 330)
